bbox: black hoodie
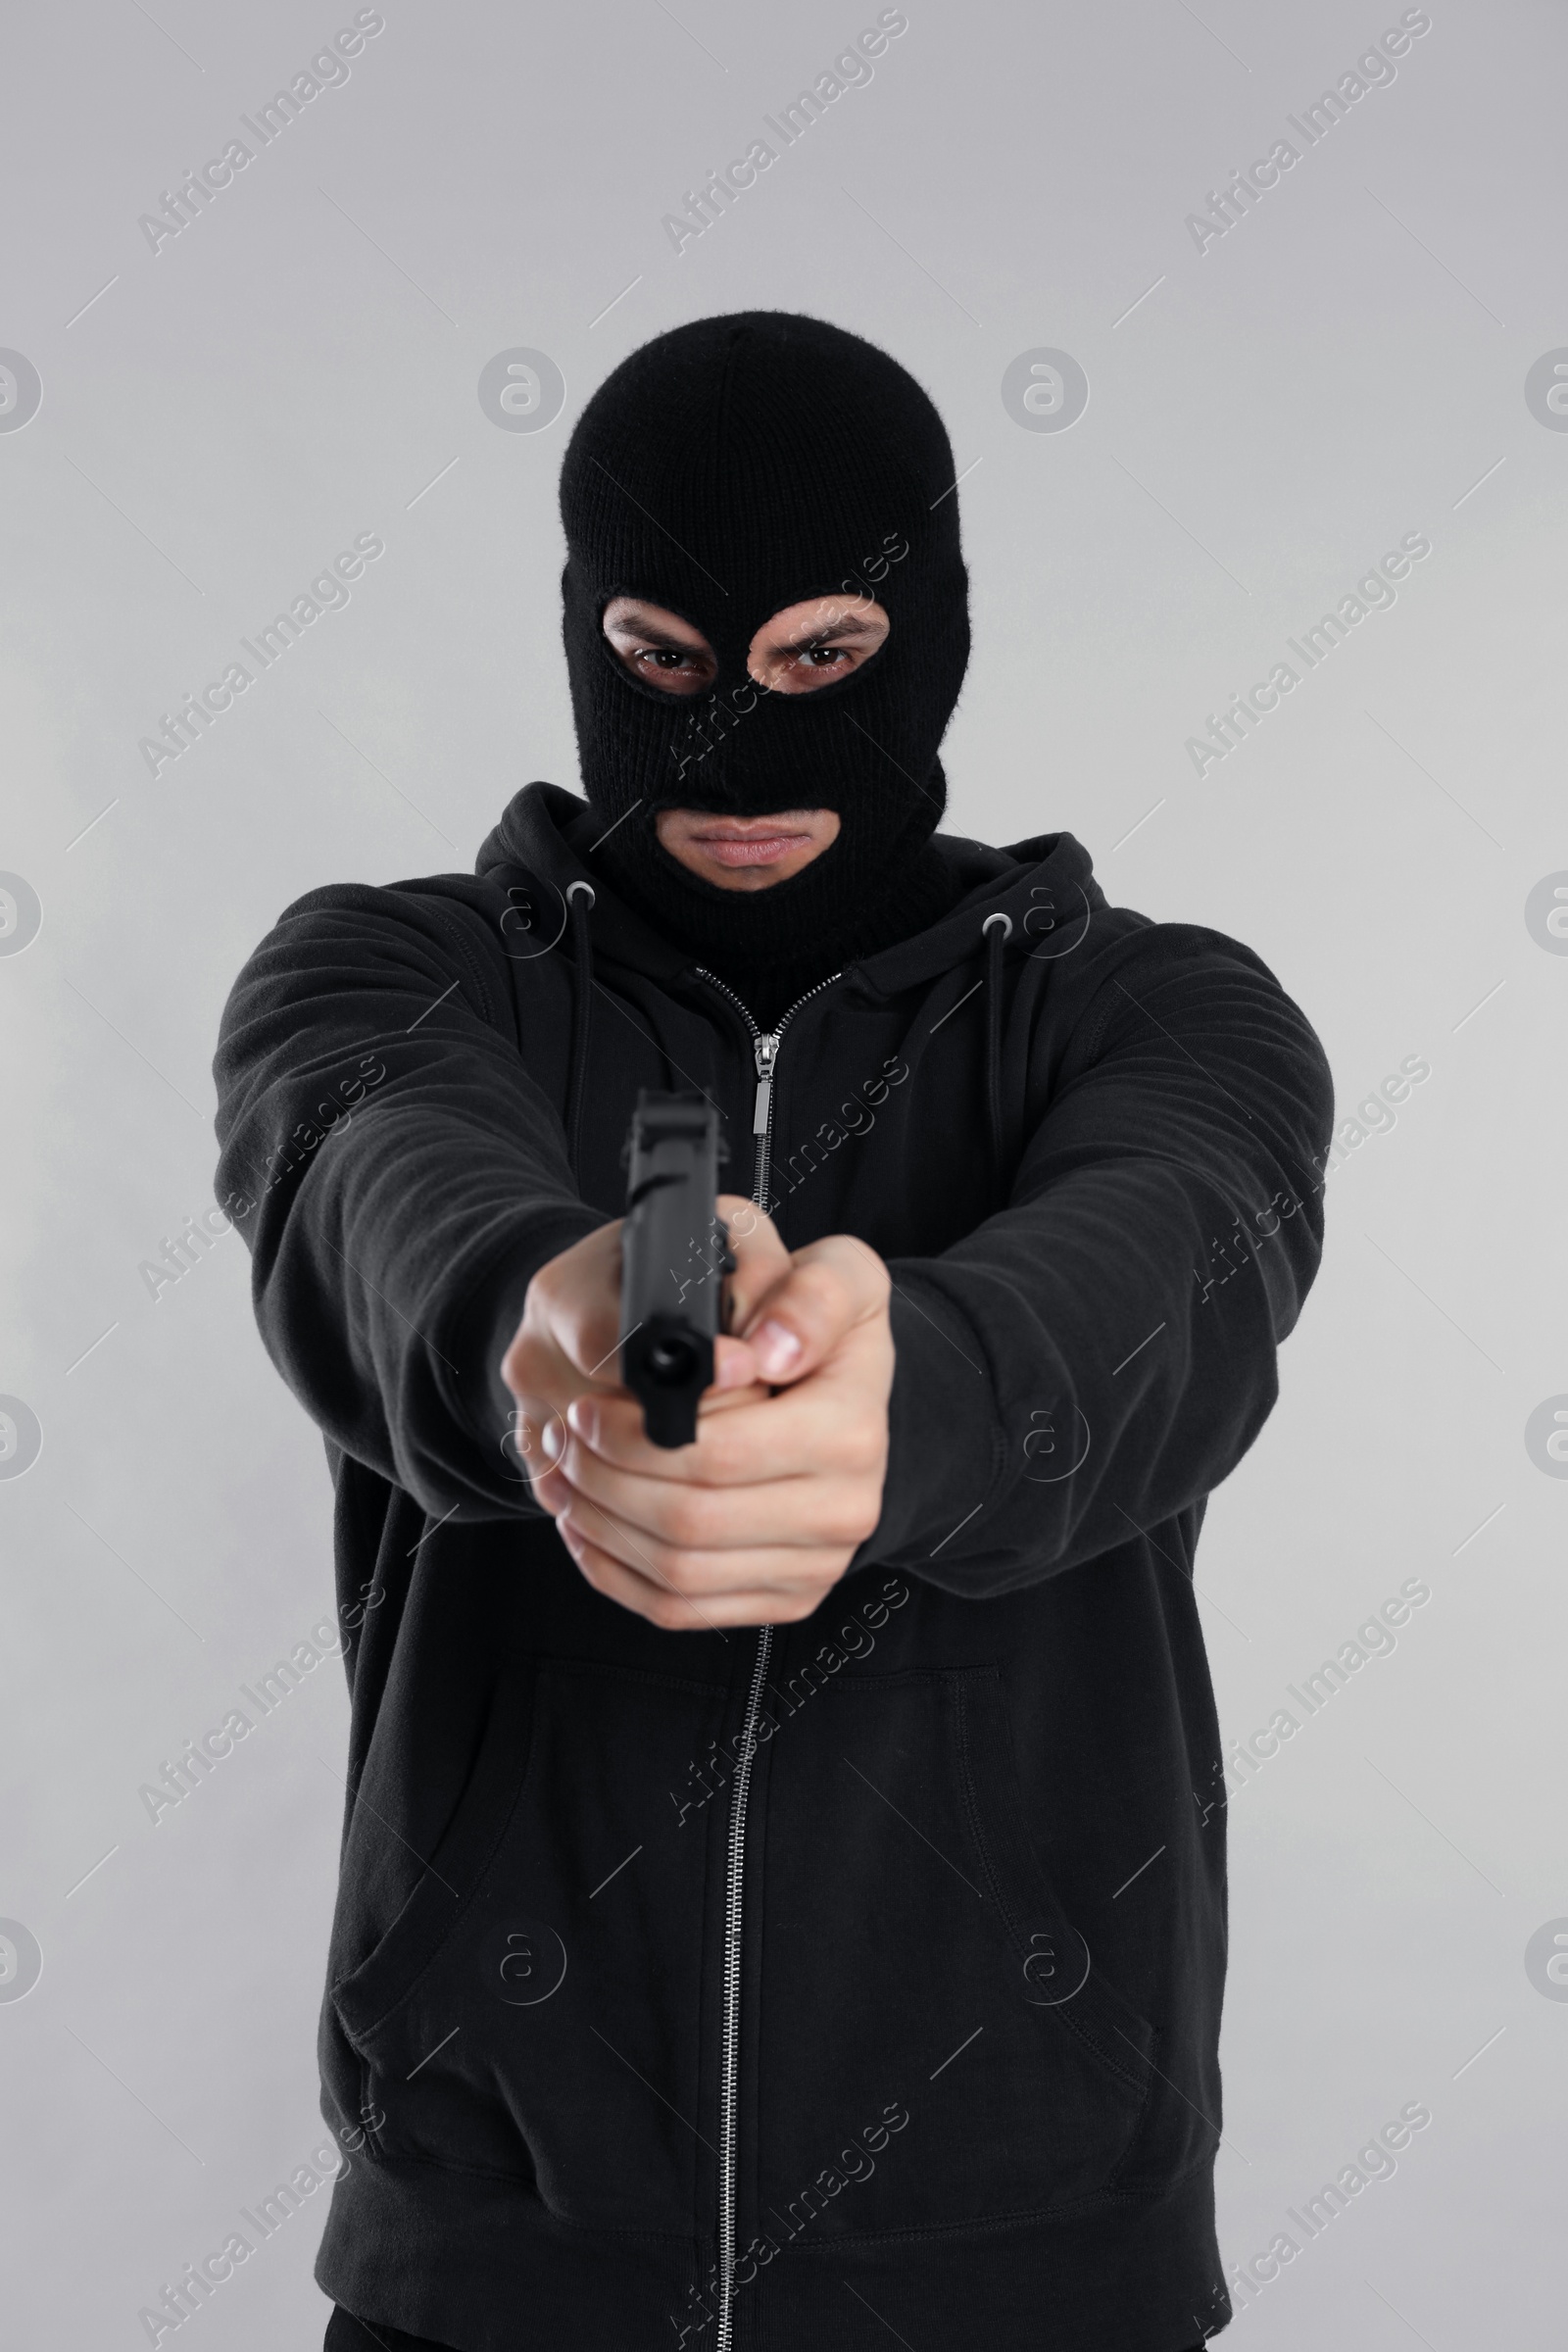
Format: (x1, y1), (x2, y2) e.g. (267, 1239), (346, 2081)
(212, 780), (1334, 2352)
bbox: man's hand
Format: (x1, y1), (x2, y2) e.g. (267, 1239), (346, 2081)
(499, 1196), (893, 1631)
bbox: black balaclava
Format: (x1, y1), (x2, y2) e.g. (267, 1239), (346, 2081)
(559, 312), (971, 1022)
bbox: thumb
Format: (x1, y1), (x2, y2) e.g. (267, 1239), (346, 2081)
(734, 1234), (890, 1385)
(710, 1194), (790, 1392)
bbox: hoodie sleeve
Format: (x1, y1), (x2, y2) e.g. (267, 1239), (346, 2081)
(858, 927), (1335, 1598)
(213, 881), (607, 1521)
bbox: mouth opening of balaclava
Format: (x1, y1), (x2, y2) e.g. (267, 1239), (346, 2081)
(558, 311), (971, 1022)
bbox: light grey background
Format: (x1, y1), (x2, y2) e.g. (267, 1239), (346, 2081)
(2, 0), (1563, 2342)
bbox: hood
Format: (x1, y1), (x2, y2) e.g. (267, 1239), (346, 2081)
(475, 782), (1107, 1000)
(476, 780), (1108, 1200)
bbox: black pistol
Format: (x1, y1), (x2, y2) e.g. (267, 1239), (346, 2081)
(619, 1091), (734, 1449)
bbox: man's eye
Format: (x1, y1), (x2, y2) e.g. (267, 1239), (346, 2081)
(643, 648), (695, 669)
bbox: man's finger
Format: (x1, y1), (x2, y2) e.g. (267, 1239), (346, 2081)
(555, 1497), (751, 1638)
(565, 1361), (882, 1488)
(716, 1194), (792, 1336)
(499, 1221), (625, 1405)
(562, 1496), (854, 1585)
(556, 1444), (878, 1553)
(734, 1233), (891, 1385)
(558, 1515), (845, 1631)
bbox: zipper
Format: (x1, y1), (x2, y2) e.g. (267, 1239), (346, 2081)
(694, 965), (841, 2352)
(694, 965), (843, 1214)
(715, 1623), (771, 2351)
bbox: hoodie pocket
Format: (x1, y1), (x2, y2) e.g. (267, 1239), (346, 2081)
(754, 1666), (1155, 2238)
(331, 1657), (726, 2234)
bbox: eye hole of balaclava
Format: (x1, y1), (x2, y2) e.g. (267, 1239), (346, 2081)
(600, 589), (894, 710)
(558, 310), (971, 1007)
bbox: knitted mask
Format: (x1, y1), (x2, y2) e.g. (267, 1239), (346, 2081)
(558, 311), (970, 980)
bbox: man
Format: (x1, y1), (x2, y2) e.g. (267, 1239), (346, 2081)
(214, 311), (1333, 2352)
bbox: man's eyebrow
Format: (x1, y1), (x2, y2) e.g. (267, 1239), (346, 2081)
(778, 612), (881, 647)
(608, 612), (711, 654)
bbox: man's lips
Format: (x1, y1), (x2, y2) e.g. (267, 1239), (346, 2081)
(689, 825), (812, 867)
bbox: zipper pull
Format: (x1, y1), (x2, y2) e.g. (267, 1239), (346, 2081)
(752, 1033), (779, 1135)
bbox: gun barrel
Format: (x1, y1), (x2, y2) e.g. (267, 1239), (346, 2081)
(619, 1092), (729, 1448)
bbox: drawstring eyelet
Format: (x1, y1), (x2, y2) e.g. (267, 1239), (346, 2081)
(565, 880), (596, 908)
(982, 911), (1012, 941)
